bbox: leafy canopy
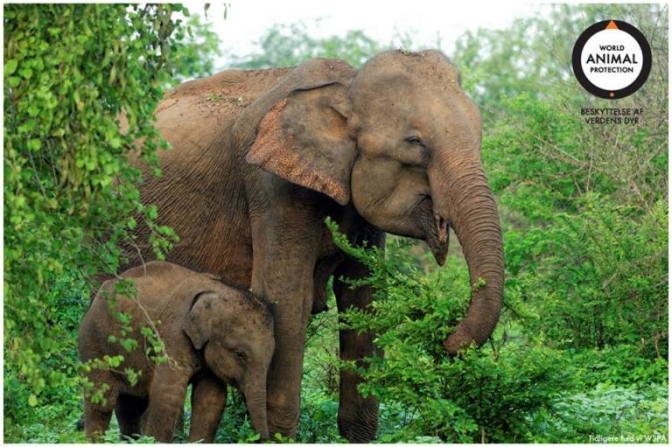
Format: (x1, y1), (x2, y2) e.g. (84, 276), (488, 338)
(226, 20), (424, 69)
(3, 3), (219, 410)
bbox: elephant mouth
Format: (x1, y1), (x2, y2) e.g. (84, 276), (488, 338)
(414, 196), (449, 266)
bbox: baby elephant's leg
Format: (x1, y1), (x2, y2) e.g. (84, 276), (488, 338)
(143, 366), (190, 443)
(83, 371), (119, 441)
(189, 371), (228, 442)
(115, 395), (148, 439)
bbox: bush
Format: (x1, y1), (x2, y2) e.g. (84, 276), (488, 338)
(3, 4), (220, 441)
(530, 383), (668, 443)
(571, 345), (669, 388)
(505, 194), (668, 357)
(330, 223), (576, 442)
(4, 3), (186, 411)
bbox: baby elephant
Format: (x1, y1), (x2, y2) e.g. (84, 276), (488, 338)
(78, 261), (275, 442)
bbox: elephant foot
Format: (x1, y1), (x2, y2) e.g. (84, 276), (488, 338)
(337, 398), (378, 442)
(267, 404), (300, 440)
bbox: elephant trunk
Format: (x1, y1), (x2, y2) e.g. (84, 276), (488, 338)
(244, 379), (270, 440)
(432, 159), (504, 355)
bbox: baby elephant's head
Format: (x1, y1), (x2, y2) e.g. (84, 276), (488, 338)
(182, 281), (275, 440)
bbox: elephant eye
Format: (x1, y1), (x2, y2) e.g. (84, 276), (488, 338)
(233, 348), (247, 364)
(405, 136), (424, 147)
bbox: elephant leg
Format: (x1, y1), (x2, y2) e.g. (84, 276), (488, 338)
(143, 366), (190, 443)
(263, 268), (314, 439)
(188, 371), (228, 442)
(84, 402), (116, 442)
(83, 371), (119, 441)
(250, 213), (318, 439)
(265, 333), (308, 439)
(333, 230), (383, 442)
(115, 394), (148, 440)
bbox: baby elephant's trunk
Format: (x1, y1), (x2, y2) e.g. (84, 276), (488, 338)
(244, 379), (269, 440)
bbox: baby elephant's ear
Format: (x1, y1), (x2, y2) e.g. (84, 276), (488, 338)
(183, 292), (218, 350)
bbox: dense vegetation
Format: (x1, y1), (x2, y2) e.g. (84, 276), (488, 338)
(3, 4), (218, 440)
(4, 3), (668, 443)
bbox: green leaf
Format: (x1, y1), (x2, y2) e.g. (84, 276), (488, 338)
(4, 59), (18, 76)
(109, 137), (121, 149)
(27, 139), (41, 151)
(26, 104), (39, 117)
(19, 67), (33, 80)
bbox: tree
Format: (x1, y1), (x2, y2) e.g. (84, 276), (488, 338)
(3, 4), (219, 418)
(226, 21), (389, 69)
(170, 12), (223, 86)
(454, 4), (668, 123)
(453, 4), (668, 357)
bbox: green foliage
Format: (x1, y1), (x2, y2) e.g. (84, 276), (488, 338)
(227, 20), (426, 69)
(454, 4), (668, 120)
(448, 8), (668, 441)
(329, 226), (576, 442)
(227, 21), (382, 69)
(507, 195), (667, 356)
(168, 13), (223, 86)
(531, 383), (669, 443)
(325, 219), (667, 443)
(297, 294), (347, 443)
(484, 92), (666, 213)
(469, 4), (668, 360)
(4, 3), (180, 405)
(3, 3), (221, 441)
(3, 274), (88, 439)
(571, 345), (669, 389)
(482, 71), (667, 359)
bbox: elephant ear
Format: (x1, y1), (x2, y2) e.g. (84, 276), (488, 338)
(183, 291), (218, 350)
(245, 82), (356, 206)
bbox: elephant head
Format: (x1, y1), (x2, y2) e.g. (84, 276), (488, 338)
(183, 287), (275, 439)
(244, 50), (504, 354)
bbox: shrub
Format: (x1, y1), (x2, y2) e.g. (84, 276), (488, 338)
(530, 383), (669, 443)
(330, 221), (575, 442)
(3, 4), (220, 441)
(504, 194), (668, 357)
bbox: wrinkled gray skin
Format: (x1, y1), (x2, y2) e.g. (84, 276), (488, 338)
(78, 261), (275, 442)
(126, 50), (504, 442)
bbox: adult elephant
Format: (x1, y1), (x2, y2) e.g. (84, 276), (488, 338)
(127, 50), (504, 442)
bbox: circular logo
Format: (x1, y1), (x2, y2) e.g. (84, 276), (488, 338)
(572, 20), (652, 99)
